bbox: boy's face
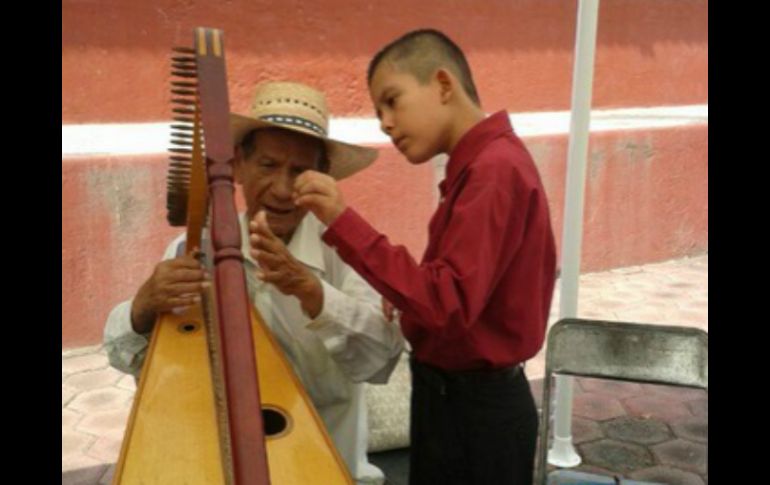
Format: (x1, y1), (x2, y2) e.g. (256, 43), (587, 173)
(369, 62), (449, 164)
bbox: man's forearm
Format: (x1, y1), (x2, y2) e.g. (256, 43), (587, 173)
(297, 277), (324, 319)
(130, 289), (156, 335)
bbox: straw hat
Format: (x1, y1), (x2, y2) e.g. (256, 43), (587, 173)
(230, 81), (378, 180)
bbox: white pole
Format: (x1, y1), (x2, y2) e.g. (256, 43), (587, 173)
(547, 0), (601, 468)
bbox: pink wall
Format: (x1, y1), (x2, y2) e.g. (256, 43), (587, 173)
(62, 125), (707, 347)
(62, 1), (708, 347)
(63, 0), (707, 123)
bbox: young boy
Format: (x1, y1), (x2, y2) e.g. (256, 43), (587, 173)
(294, 29), (557, 485)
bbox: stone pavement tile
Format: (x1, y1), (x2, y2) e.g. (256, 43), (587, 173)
(62, 408), (82, 430)
(63, 385), (78, 407)
(571, 416), (604, 444)
(99, 464), (116, 485)
(77, 408), (132, 440)
(622, 395), (694, 423)
(577, 307), (618, 321)
(579, 439), (655, 474)
(545, 463), (619, 480)
(676, 299), (709, 315)
(64, 367), (124, 393)
(580, 297), (631, 313)
(611, 278), (660, 294)
(577, 379), (644, 399)
(68, 387), (134, 414)
(117, 374), (137, 392)
(529, 377), (585, 409)
(600, 416), (672, 445)
(686, 398), (708, 418)
(667, 308), (708, 327)
(609, 265), (646, 276)
(62, 429), (96, 458)
(62, 460), (108, 485)
(87, 435), (124, 463)
(612, 304), (673, 326)
(629, 465), (705, 485)
(670, 418), (708, 444)
(573, 392), (627, 421)
(638, 384), (707, 402)
(651, 439), (708, 475)
(579, 272), (622, 290)
(599, 288), (646, 306)
(568, 464), (618, 478)
(62, 353), (109, 376)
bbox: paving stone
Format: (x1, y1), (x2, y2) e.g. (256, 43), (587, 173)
(686, 398), (708, 418)
(68, 387), (133, 414)
(579, 439), (655, 474)
(578, 379), (644, 399)
(77, 408), (132, 440)
(573, 392), (627, 421)
(571, 416), (604, 444)
(601, 416), (672, 445)
(62, 430), (96, 458)
(117, 374), (137, 392)
(629, 465), (705, 485)
(62, 353), (109, 376)
(98, 464), (116, 485)
(622, 395), (693, 423)
(87, 435), (124, 463)
(670, 418), (708, 444)
(64, 367), (123, 393)
(62, 408), (82, 430)
(651, 439), (708, 475)
(61, 459), (108, 485)
(63, 385), (78, 407)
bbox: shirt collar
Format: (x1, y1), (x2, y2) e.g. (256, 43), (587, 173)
(440, 111), (513, 196)
(240, 212), (327, 274)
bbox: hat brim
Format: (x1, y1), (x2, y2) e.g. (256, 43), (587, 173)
(230, 113), (378, 180)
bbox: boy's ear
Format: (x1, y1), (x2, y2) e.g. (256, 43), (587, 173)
(435, 68), (454, 104)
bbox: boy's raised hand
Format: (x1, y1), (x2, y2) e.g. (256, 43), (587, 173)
(293, 171), (347, 225)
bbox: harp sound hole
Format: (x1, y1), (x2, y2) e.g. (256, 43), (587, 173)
(178, 322), (199, 333)
(262, 407), (290, 437)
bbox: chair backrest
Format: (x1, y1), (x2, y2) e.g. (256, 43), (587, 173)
(546, 319), (708, 390)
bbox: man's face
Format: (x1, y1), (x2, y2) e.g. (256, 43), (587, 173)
(235, 128), (324, 242)
(369, 62), (448, 164)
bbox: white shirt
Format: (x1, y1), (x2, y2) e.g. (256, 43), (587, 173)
(104, 213), (405, 485)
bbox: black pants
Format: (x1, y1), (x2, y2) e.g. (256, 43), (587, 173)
(408, 358), (539, 485)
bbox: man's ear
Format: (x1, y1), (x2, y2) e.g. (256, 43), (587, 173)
(233, 144), (244, 185)
(435, 68), (454, 104)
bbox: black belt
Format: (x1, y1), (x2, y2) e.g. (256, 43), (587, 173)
(410, 356), (523, 392)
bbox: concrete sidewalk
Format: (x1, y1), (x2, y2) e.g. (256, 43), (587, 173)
(62, 254), (707, 485)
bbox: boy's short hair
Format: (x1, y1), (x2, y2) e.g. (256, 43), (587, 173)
(367, 29), (481, 107)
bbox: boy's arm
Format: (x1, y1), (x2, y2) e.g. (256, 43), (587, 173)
(249, 210), (405, 383)
(295, 168), (528, 331)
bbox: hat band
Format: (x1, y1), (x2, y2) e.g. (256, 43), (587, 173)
(259, 114), (327, 136)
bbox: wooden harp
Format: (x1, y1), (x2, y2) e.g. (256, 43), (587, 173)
(112, 27), (353, 485)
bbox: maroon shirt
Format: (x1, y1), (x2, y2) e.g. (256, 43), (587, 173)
(323, 111), (557, 371)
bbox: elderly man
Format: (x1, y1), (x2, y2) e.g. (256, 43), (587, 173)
(104, 81), (405, 485)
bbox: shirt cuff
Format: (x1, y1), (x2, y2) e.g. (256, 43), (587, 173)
(305, 280), (351, 354)
(322, 207), (381, 259)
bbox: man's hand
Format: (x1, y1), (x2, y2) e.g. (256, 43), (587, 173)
(293, 171), (347, 225)
(130, 249), (210, 334)
(249, 211), (324, 318)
